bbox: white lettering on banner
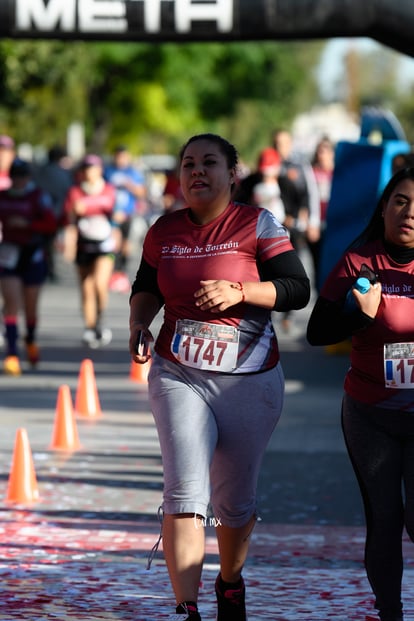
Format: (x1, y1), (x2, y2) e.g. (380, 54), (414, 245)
(142, 0), (163, 33)
(175, 0), (233, 33)
(16, 0), (76, 31)
(16, 0), (126, 31)
(15, 0), (234, 34)
(80, 0), (127, 32)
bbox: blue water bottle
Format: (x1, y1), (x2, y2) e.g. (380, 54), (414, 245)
(344, 277), (370, 312)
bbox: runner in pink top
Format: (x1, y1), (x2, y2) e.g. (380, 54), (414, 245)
(63, 154), (117, 348)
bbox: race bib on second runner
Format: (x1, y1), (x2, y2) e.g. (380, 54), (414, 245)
(0, 242), (20, 269)
(384, 342), (414, 388)
(171, 319), (239, 372)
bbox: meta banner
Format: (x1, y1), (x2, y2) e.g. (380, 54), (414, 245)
(0, 0), (414, 58)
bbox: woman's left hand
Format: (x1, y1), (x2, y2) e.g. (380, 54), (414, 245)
(194, 279), (244, 312)
(354, 281), (382, 318)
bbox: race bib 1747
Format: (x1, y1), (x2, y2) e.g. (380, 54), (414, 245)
(171, 319), (239, 372)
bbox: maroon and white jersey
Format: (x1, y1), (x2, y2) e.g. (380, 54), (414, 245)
(320, 238), (414, 409)
(143, 201), (294, 373)
(63, 181), (116, 253)
(63, 182), (116, 222)
(0, 184), (56, 246)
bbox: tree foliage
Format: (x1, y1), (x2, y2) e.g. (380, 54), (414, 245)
(0, 38), (322, 162)
(0, 40), (93, 146)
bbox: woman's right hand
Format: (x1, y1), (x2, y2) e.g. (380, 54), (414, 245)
(129, 323), (153, 363)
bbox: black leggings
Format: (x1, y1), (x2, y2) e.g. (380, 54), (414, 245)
(341, 394), (414, 620)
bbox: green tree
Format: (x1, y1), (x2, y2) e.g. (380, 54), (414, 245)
(91, 40), (322, 159)
(0, 38), (322, 161)
(0, 40), (93, 147)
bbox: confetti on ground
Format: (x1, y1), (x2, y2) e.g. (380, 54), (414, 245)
(1, 510), (414, 620)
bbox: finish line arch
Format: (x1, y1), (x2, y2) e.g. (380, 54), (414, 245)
(0, 0), (414, 58)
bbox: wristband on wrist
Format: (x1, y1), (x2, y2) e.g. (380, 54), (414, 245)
(231, 281), (245, 303)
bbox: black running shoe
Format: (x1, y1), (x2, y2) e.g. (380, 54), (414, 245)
(169, 601), (201, 620)
(215, 573), (246, 621)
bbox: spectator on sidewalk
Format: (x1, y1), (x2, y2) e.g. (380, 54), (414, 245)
(33, 145), (74, 282)
(272, 128), (320, 332)
(310, 136), (335, 292)
(252, 147), (286, 223)
(104, 145), (147, 293)
(162, 165), (185, 213)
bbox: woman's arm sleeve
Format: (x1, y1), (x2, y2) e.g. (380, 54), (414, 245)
(130, 257), (164, 308)
(259, 250), (311, 311)
(306, 295), (374, 346)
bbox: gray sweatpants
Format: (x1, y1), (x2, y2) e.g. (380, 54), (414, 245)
(148, 354), (284, 528)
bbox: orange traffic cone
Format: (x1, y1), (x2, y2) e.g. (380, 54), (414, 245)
(129, 358), (151, 384)
(50, 384), (82, 451)
(5, 428), (40, 504)
(75, 358), (102, 418)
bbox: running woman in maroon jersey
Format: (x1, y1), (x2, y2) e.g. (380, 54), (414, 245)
(307, 167), (414, 621)
(0, 158), (57, 375)
(129, 134), (310, 621)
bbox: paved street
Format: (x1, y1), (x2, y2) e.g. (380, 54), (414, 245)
(1, 247), (414, 621)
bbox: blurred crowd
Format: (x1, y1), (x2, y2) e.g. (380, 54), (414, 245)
(0, 138), (156, 374)
(0, 126), (408, 375)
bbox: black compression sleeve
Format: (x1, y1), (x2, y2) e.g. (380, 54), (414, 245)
(130, 257), (164, 307)
(306, 296), (374, 346)
(258, 250), (311, 311)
